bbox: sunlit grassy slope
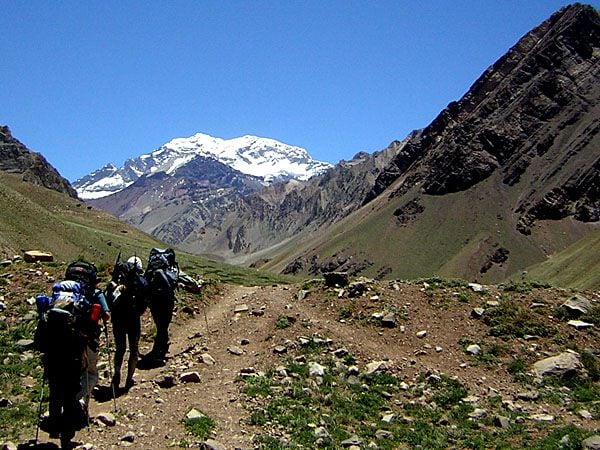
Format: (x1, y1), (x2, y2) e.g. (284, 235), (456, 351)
(519, 229), (600, 290)
(260, 174), (599, 290)
(0, 172), (292, 286)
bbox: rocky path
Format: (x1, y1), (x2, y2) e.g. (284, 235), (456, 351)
(43, 284), (268, 449)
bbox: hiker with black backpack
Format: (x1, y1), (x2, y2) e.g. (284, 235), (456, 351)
(34, 260), (109, 449)
(141, 248), (178, 366)
(66, 262), (110, 414)
(106, 256), (149, 391)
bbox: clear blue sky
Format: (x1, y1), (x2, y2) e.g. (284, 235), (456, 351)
(2, 1), (597, 182)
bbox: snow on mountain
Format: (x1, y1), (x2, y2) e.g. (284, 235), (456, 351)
(74, 133), (333, 200)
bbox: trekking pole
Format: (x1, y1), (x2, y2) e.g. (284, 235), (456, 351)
(103, 321), (118, 412)
(35, 376), (46, 442)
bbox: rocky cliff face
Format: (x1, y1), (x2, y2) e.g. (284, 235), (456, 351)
(216, 143), (402, 258)
(367, 4), (599, 234)
(0, 126), (78, 198)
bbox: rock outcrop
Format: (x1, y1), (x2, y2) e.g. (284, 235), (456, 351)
(367, 4), (599, 235)
(0, 126), (78, 198)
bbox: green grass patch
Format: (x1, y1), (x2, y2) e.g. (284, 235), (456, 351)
(529, 424), (599, 449)
(275, 315), (293, 329)
(242, 375), (273, 397)
(183, 410), (215, 440)
(0, 321), (43, 441)
(483, 298), (553, 339)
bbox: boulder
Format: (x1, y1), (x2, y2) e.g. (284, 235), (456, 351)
(365, 360), (390, 374)
(323, 272), (349, 287)
(200, 439), (227, 450)
(308, 362), (326, 377)
(582, 435), (600, 449)
(23, 250), (53, 263)
(179, 371), (201, 383)
(567, 320), (594, 330)
(96, 412), (116, 426)
(466, 344), (482, 355)
(533, 351), (583, 379)
(381, 312), (397, 328)
(186, 408), (206, 421)
(561, 294), (593, 316)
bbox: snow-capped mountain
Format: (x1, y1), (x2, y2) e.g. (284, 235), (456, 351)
(74, 133), (333, 200)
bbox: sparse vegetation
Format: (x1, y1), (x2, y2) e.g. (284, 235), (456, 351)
(241, 345), (586, 449)
(483, 297), (553, 339)
(275, 315), (293, 329)
(183, 411), (215, 440)
(0, 321), (43, 441)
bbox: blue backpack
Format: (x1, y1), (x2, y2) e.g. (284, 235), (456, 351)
(34, 262), (98, 353)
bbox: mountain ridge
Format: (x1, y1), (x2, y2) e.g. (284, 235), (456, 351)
(74, 133), (333, 199)
(0, 125), (78, 199)
(261, 3), (599, 286)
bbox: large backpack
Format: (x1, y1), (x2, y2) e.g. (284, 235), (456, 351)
(34, 261), (99, 354)
(108, 260), (148, 312)
(145, 248), (179, 296)
(64, 261), (98, 300)
(34, 284), (92, 355)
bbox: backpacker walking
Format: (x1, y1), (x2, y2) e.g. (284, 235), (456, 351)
(106, 256), (149, 390)
(141, 248), (178, 366)
(34, 260), (109, 449)
(66, 262), (110, 411)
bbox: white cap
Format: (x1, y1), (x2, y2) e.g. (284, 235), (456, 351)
(127, 256), (143, 271)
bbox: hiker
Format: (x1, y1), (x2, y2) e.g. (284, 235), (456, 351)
(34, 261), (108, 449)
(142, 248), (178, 364)
(70, 263), (110, 413)
(106, 256), (149, 390)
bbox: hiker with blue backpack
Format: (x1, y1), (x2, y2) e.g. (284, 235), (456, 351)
(106, 255), (149, 391)
(140, 248), (179, 366)
(34, 260), (109, 449)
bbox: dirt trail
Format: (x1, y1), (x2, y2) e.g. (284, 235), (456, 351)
(75, 284), (267, 449)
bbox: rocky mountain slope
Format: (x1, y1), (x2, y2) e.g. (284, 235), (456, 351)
(0, 125), (78, 199)
(257, 3), (600, 286)
(364, 2), (600, 233)
(89, 156), (267, 248)
(75, 133), (332, 200)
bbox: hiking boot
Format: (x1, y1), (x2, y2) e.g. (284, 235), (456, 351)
(39, 415), (61, 435)
(60, 431), (77, 449)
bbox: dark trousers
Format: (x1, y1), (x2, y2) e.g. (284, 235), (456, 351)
(149, 294), (174, 358)
(46, 358), (84, 441)
(112, 309), (141, 385)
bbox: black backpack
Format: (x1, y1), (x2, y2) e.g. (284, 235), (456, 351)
(65, 261), (98, 300)
(108, 261), (148, 312)
(145, 248), (179, 295)
(111, 261), (138, 287)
